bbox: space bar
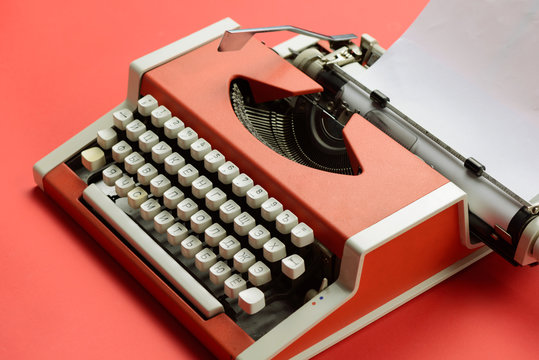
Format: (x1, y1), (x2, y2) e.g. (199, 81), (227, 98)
(83, 184), (224, 318)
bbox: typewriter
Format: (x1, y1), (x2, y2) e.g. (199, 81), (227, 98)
(33, 17), (538, 360)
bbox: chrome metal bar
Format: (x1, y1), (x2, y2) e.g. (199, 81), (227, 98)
(218, 26), (356, 52)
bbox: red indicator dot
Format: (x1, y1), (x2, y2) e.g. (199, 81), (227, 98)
(312, 302), (316, 305)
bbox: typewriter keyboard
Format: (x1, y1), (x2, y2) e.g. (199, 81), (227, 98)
(77, 94), (336, 338)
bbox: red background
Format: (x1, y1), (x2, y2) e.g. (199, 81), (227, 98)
(1, 0), (538, 359)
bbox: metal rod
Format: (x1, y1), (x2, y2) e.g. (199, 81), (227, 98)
(218, 26), (356, 51)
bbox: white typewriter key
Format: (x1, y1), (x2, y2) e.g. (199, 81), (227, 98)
(112, 108), (133, 130)
(150, 105), (171, 127)
(190, 138), (212, 161)
(246, 185), (268, 209)
(163, 116), (185, 139)
(124, 152), (145, 174)
(291, 223), (315, 247)
(176, 198), (199, 221)
(195, 248), (217, 272)
(219, 200), (241, 223)
(203, 149), (225, 172)
(233, 248), (256, 273)
(164, 152), (185, 175)
(238, 288), (265, 315)
(137, 94), (158, 116)
(149, 174), (171, 197)
(219, 235), (241, 259)
(281, 254), (305, 280)
(137, 163), (158, 185)
(154, 210), (175, 234)
(140, 198), (161, 221)
(102, 164), (122, 186)
(205, 187), (227, 211)
(96, 128), (117, 150)
(248, 225), (271, 249)
(232, 173), (254, 197)
(261, 197), (283, 221)
(224, 274), (247, 299)
(233, 212), (256, 236)
(204, 223), (227, 247)
(190, 210), (212, 234)
(191, 176), (213, 199)
(151, 141), (172, 164)
(111, 140), (132, 163)
(177, 127), (198, 150)
(276, 210), (299, 234)
(127, 187), (148, 209)
(178, 164), (199, 187)
(209, 261), (231, 285)
(125, 119), (146, 142)
(81, 147), (106, 171)
(263, 238), (287, 262)
(163, 186), (184, 209)
(115, 175), (135, 197)
(167, 222), (189, 245)
(217, 161), (240, 184)
(138, 130), (159, 153)
(248, 261), (272, 286)
(180, 235), (203, 259)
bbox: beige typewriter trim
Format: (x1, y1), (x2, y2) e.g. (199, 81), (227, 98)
(33, 18), (240, 190)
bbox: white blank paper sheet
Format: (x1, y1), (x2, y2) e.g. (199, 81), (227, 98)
(358, 0), (539, 201)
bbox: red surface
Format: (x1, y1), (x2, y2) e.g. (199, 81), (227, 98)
(2, 1), (537, 359)
(141, 42), (447, 257)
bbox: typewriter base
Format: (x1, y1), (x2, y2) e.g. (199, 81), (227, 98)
(42, 162), (486, 360)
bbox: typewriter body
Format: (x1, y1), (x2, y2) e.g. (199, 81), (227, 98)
(33, 18), (538, 359)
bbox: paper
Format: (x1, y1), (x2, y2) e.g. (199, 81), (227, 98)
(358, 0), (539, 201)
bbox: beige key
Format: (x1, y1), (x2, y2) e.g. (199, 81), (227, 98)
(127, 187), (148, 208)
(125, 120), (146, 142)
(151, 105), (171, 127)
(111, 140), (132, 163)
(232, 173), (254, 197)
(140, 198), (161, 220)
(163, 117), (184, 139)
(81, 147), (105, 171)
(137, 163), (158, 185)
(204, 223), (227, 247)
(233, 248), (256, 273)
(209, 261), (231, 285)
(190, 138), (212, 161)
(180, 235), (203, 258)
(97, 128), (117, 150)
(167, 222), (189, 245)
(263, 238), (286, 262)
(163, 186), (184, 209)
(238, 288), (265, 314)
(195, 248), (217, 272)
(281, 254), (305, 280)
(114, 175), (135, 197)
(102, 164), (122, 186)
(112, 109), (133, 130)
(248, 261), (272, 286)
(137, 94), (158, 116)
(205, 187), (227, 211)
(224, 274), (247, 299)
(154, 210), (175, 234)
(177, 198), (198, 221)
(190, 210), (212, 234)
(219, 235), (241, 259)
(138, 130), (159, 153)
